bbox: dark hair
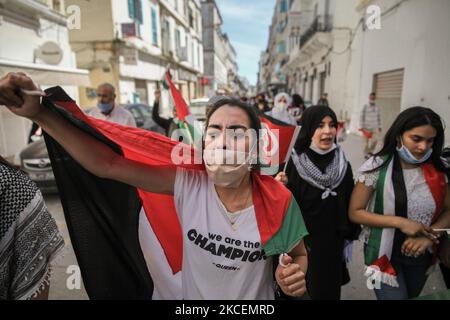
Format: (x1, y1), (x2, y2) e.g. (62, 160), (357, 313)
(292, 94), (304, 107)
(370, 92), (376, 96)
(205, 99), (262, 170)
(370, 106), (446, 172)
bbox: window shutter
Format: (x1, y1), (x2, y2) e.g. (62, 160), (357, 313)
(128, 0), (135, 19)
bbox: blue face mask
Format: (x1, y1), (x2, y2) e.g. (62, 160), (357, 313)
(396, 138), (432, 165)
(97, 102), (114, 114)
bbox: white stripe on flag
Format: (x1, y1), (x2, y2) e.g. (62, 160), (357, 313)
(379, 161), (395, 260)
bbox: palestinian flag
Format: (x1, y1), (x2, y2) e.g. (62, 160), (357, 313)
(364, 157), (446, 287)
(42, 86), (308, 299)
(162, 71), (201, 145)
(257, 111), (301, 174)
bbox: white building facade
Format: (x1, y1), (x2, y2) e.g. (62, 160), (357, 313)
(67, 0), (203, 115)
(201, 0), (241, 97)
(353, 0), (450, 140)
(0, 0), (89, 159)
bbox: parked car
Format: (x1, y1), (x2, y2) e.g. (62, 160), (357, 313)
(19, 103), (164, 193)
(20, 140), (56, 193)
(124, 103), (165, 135)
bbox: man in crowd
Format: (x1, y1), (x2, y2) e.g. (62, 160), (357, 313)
(90, 83), (136, 127)
(360, 92), (382, 159)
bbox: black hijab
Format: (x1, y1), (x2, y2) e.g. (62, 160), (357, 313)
(294, 105), (339, 172)
(286, 104), (360, 238)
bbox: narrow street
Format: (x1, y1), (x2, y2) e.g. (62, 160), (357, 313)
(44, 133), (447, 300)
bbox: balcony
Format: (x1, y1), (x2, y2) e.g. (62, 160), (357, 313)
(300, 14), (333, 49)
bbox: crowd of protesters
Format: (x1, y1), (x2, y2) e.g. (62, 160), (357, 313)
(1, 72), (450, 300)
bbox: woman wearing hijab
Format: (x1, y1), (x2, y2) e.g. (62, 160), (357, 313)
(266, 92), (297, 126)
(276, 105), (360, 300)
(0, 156), (64, 299)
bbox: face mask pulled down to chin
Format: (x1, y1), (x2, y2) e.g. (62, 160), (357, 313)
(203, 148), (255, 188)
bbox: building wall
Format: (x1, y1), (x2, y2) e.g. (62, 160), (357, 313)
(66, 0), (114, 42)
(324, 0), (361, 122)
(0, 0), (80, 159)
(355, 0), (450, 142)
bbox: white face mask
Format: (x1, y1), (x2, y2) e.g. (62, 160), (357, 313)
(309, 142), (337, 155)
(203, 149), (255, 188)
(273, 102), (288, 113)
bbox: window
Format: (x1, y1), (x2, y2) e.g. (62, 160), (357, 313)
(280, 0), (288, 13)
(188, 7), (194, 28)
(274, 62), (281, 72)
(277, 41), (286, 54)
(52, 0), (62, 13)
(197, 45), (201, 68)
(175, 29), (181, 50)
(277, 19), (287, 33)
(151, 8), (158, 45)
(128, 0), (143, 24)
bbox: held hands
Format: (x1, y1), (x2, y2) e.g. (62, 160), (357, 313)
(398, 218), (439, 243)
(0, 73), (42, 120)
(275, 172), (288, 185)
(275, 254), (307, 297)
(401, 236), (435, 258)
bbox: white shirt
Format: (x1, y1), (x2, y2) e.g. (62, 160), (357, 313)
(89, 105), (136, 127)
(174, 168), (274, 300)
(356, 157), (448, 243)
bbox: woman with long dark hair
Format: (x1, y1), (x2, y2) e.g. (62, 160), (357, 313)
(276, 105), (360, 299)
(0, 155), (64, 299)
(349, 107), (450, 300)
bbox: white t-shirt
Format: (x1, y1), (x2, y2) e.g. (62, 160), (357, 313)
(89, 105), (136, 127)
(174, 168), (275, 300)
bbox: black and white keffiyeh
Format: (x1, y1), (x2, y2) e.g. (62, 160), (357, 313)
(291, 146), (349, 199)
(0, 163), (64, 300)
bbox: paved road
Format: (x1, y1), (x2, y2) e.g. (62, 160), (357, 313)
(44, 134), (447, 300)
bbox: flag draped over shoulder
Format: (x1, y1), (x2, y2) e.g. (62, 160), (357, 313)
(364, 158), (446, 287)
(42, 86), (307, 299)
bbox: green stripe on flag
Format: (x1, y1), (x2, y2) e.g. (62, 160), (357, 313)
(263, 196), (308, 256)
(364, 161), (389, 266)
(178, 118), (201, 146)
